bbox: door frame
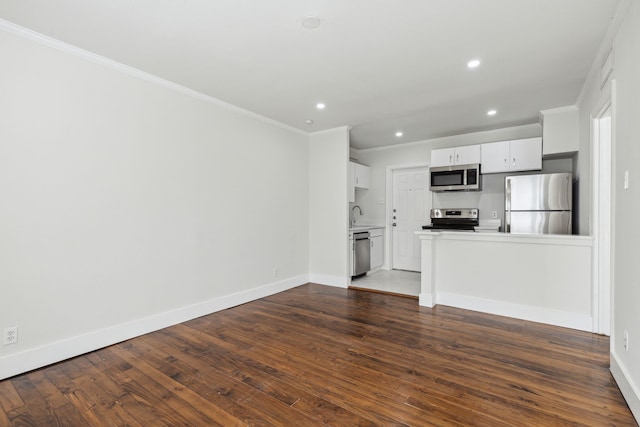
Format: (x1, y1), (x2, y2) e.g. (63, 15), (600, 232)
(385, 162), (430, 271)
(591, 81), (614, 335)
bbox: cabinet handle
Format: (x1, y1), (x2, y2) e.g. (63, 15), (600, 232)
(504, 158), (507, 168)
(513, 157), (516, 167)
(449, 154), (453, 164)
(456, 154), (459, 163)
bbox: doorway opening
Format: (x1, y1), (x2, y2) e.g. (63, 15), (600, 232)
(390, 167), (431, 272)
(592, 90), (613, 335)
(351, 163), (430, 297)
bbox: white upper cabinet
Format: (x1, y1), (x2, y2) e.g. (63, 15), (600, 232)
(455, 145), (481, 165)
(353, 162), (370, 189)
(431, 145), (480, 167)
(481, 141), (510, 173)
(349, 162), (355, 203)
(540, 106), (579, 156)
(481, 137), (542, 174)
(349, 161), (370, 203)
(510, 138), (542, 171)
(431, 148), (455, 167)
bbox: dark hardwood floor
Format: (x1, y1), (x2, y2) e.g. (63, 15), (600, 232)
(0, 284), (636, 426)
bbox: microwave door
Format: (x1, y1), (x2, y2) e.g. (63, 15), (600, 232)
(431, 170), (464, 187)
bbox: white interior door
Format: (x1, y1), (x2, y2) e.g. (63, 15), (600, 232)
(392, 168), (431, 272)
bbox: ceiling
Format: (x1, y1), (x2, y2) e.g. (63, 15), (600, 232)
(0, 0), (621, 149)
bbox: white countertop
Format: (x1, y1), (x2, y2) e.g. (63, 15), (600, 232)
(350, 225), (384, 232)
(416, 230), (593, 246)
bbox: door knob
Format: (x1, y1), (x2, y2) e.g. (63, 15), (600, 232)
(393, 223), (397, 226)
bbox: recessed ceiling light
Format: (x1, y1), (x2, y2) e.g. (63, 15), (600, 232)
(467, 59), (481, 69)
(316, 103), (325, 110)
(305, 119), (314, 125)
(395, 131), (403, 137)
(487, 109), (497, 116)
(301, 15), (322, 30)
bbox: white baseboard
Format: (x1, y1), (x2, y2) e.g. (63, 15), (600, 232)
(0, 275), (307, 380)
(308, 273), (348, 288)
(436, 292), (593, 332)
(611, 351), (640, 424)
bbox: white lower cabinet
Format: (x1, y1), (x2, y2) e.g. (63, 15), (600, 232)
(369, 228), (383, 270)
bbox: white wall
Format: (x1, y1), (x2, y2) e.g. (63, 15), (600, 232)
(308, 127), (350, 287)
(0, 27), (310, 379)
(350, 124), (545, 225)
(609, 1), (640, 420)
(577, 0), (640, 420)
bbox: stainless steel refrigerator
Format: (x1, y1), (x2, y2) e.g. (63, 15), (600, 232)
(505, 173), (572, 235)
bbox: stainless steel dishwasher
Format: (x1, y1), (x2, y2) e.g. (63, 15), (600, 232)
(352, 231), (370, 277)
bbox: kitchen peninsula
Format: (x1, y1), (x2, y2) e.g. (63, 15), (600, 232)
(416, 231), (594, 332)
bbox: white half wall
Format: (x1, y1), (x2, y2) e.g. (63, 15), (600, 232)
(418, 232), (594, 332)
(308, 127), (350, 288)
(0, 26), (310, 379)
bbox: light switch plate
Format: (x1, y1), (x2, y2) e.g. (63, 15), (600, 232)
(624, 170), (629, 190)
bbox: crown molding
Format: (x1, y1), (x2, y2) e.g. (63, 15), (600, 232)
(576, 0), (632, 106)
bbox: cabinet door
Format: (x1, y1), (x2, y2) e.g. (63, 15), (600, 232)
(348, 162), (355, 202)
(510, 137), (542, 172)
(454, 144), (481, 165)
(349, 235), (354, 276)
(431, 148), (455, 167)
(480, 141), (510, 173)
(354, 163), (370, 189)
(370, 235), (383, 270)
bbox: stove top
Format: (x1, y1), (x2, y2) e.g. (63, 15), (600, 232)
(423, 208), (479, 231)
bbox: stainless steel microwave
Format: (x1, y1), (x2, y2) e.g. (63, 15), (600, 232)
(430, 163), (482, 192)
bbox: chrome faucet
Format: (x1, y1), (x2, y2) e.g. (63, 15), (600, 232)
(351, 205), (363, 227)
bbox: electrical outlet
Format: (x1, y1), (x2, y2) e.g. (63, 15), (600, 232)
(3, 326), (18, 345)
(623, 330), (629, 351)
(491, 211), (498, 219)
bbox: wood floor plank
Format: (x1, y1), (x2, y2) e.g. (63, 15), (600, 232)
(0, 406), (10, 427)
(0, 377), (25, 414)
(25, 371), (70, 411)
(0, 283), (636, 426)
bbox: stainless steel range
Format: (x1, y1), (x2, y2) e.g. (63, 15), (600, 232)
(422, 208), (479, 231)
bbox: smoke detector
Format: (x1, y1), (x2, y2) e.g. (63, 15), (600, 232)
(301, 15), (322, 29)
